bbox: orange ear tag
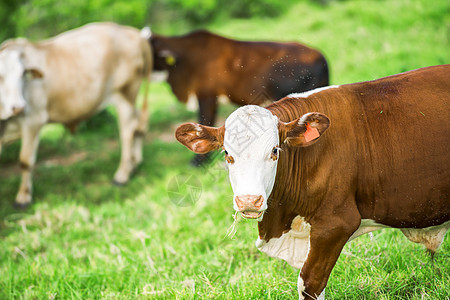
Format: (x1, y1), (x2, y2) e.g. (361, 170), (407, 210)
(304, 123), (320, 142)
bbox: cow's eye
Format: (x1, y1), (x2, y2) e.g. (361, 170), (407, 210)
(223, 148), (234, 164)
(271, 146), (279, 161)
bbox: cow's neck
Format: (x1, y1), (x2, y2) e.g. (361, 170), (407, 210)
(258, 144), (327, 241)
(258, 93), (339, 241)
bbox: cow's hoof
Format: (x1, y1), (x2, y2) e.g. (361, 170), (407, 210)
(113, 171), (130, 186)
(190, 153), (212, 167)
(13, 202), (31, 210)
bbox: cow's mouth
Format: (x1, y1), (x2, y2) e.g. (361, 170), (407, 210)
(241, 211), (263, 219)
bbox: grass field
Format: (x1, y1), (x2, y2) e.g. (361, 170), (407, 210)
(0, 0), (449, 299)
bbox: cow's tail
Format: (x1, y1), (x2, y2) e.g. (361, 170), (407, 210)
(137, 28), (153, 134)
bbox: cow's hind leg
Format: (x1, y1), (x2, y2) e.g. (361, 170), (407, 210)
(112, 92), (141, 185)
(15, 122), (43, 208)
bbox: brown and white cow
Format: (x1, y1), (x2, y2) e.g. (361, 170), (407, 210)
(150, 30), (328, 165)
(176, 65), (450, 299)
(0, 22), (152, 208)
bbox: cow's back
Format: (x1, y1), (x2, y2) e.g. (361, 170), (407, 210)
(348, 65), (449, 227)
(226, 41), (328, 103)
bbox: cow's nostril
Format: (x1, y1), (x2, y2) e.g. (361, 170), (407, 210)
(12, 106), (24, 115)
(254, 195), (263, 208)
(235, 196), (245, 210)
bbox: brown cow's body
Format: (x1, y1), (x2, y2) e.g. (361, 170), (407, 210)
(264, 65), (449, 237)
(150, 30), (329, 127)
(259, 65), (449, 298)
(176, 65), (449, 299)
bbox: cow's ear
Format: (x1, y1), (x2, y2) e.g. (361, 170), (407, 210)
(279, 112), (330, 147)
(25, 68), (44, 79)
(176, 123), (225, 154)
(20, 50), (44, 79)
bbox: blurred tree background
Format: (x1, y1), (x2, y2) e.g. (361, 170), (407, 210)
(0, 0), (301, 41)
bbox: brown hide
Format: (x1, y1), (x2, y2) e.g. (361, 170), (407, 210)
(150, 30), (329, 126)
(261, 65), (450, 242)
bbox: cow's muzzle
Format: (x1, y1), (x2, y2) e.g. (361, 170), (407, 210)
(235, 195), (264, 219)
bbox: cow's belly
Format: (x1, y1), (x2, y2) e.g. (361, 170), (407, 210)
(348, 219), (388, 241)
(256, 216), (311, 269)
(46, 87), (111, 124)
(47, 103), (106, 124)
(350, 219), (450, 252)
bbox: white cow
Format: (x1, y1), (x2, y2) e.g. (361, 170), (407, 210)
(0, 22), (152, 207)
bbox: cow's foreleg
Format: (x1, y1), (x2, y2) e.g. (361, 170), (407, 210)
(299, 213), (360, 300)
(113, 94), (140, 185)
(191, 95), (218, 166)
(15, 123), (43, 208)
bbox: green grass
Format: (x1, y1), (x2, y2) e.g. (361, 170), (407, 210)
(1, 0), (449, 299)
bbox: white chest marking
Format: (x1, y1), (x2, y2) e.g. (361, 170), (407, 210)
(256, 216), (311, 269)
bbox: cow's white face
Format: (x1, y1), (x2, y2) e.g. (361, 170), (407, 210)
(0, 50), (27, 120)
(223, 105), (280, 219)
(176, 104), (330, 221)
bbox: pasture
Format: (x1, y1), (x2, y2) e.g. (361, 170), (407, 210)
(0, 0), (449, 299)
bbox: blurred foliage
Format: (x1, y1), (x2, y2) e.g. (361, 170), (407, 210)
(0, 0), (306, 41)
(0, 0), (27, 40)
(5, 0), (151, 40)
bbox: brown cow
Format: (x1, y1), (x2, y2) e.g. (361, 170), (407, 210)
(150, 29), (329, 165)
(176, 65), (450, 299)
(0, 22), (152, 208)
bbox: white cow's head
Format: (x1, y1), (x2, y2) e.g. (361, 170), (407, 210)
(176, 105), (330, 220)
(0, 43), (43, 120)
